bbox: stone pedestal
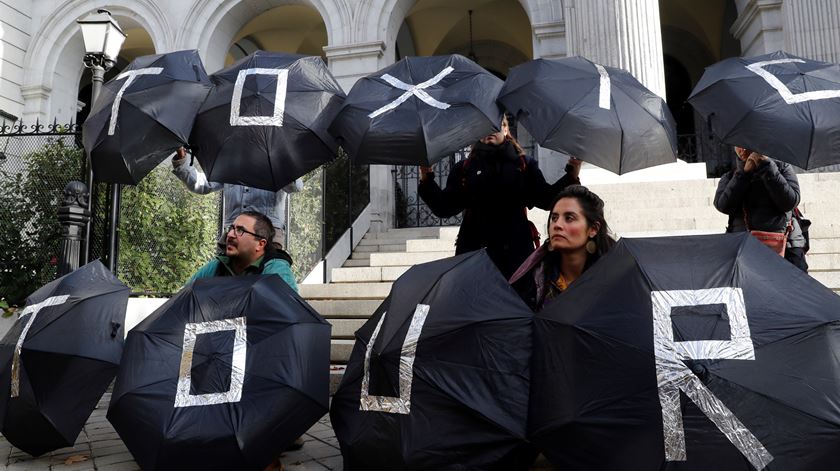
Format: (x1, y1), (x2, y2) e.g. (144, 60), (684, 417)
(731, 0), (784, 56)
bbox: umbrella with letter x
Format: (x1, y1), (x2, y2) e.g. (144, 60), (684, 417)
(529, 233), (840, 471)
(329, 54), (504, 166)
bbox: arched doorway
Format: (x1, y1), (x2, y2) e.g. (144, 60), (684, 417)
(226, 4), (328, 65)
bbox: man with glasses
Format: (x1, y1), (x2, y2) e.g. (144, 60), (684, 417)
(185, 210), (296, 290)
(173, 147), (302, 253)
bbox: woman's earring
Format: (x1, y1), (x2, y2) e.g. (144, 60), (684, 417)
(585, 238), (597, 254)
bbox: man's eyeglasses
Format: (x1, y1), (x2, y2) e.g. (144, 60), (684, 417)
(226, 224), (266, 240)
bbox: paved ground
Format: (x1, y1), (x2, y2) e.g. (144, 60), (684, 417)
(0, 393), (343, 471)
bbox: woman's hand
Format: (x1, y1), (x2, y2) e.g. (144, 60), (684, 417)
(419, 165), (434, 182)
(566, 157), (582, 179)
(744, 152), (767, 173)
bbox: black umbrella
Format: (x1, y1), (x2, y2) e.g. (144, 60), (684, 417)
(107, 275), (330, 471)
(82, 49), (212, 184)
(0, 260), (128, 456)
(190, 51), (345, 191)
(498, 56), (678, 174)
(328, 54), (504, 166)
(331, 250), (533, 470)
(688, 50), (840, 169)
(530, 233), (840, 470)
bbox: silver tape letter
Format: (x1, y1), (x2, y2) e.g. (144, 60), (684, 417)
(746, 59), (840, 104)
(230, 68), (288, 126)
(594, 64), (611, 110)
(360, 304), (430, 414)
(368, 67), (453, 118)
(11, 295), (70, 397)
(652, 287), (773, 470)
(108, 67), (164, 135)
(175, 317), (247, 408)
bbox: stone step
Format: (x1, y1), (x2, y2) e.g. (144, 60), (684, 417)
(806, 254), (840, 271)
(808, 238), (840, 254)
(350, 251), (371, 260)
(327, 318), (367, 339)
(353, 243), (405, 253)
(369, 251), (454, 267)
(342, 258), (370, 267)
(406, 238), (457, 252)
(331, 266), (410, 283)
(331, 339), (355, 363)
(308, 299), (382, 317)
(365, 227), (446, 239)
(300, 282), (392, 300)
(811, 270), (840, 290)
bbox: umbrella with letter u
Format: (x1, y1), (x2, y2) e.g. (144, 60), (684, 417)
(107, 275), (330, 471)
(498, 56), (678, 174)
(0, 260), (128, 456)
(529, 233), (840, 471)
(331, 250), (534, 470)
(328, 54), (505, 166)
(82, 49), (212, 184)
(189, 51), (345, 192)
(688, 50), (840, 169)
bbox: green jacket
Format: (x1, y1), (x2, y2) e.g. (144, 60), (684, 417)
(187, 252), (298, 292)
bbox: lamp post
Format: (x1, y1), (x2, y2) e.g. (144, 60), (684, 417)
(77, 9), (125, 271)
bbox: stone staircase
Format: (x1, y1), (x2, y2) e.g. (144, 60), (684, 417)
(301, 172), (840, 385)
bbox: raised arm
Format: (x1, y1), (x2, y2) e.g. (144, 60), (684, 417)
(417, 162), (467, 219)
(527, 157), (582, 210)
(172, 147), (224, 195)
(754, 158), (800, 212)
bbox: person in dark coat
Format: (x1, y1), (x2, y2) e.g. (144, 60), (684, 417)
(713, 147), (807, 272)
(418, 115), (581, 279)
(510, 185), (616, 311)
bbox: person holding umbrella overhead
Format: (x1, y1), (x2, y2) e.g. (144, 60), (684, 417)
(510, 185), (616, 311)
(173, 147), (302, 253)
(418, 115), (581, 279)
(713, 147), (807, 271)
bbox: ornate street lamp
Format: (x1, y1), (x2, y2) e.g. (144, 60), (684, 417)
(77, 9), (125, 270)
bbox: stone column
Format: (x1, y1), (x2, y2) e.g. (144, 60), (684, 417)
(782, 0), (840, 63)
(564, 0), (666, 98)
(730, 0), (784, 57)
(324, 41), (395, 232)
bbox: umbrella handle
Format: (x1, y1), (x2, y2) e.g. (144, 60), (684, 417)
(110, 321), (121, 338)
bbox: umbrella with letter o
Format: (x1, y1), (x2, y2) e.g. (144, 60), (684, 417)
(328, 54), (504, 166)
(530, 233), (840, 471)
(190, 51), (345, 191)
(107, 275), (330, 471)
(688, 50), (840, 169)
(0, 260), (128, 456)
(498, 56), (678, 174)
(82, 49), (212, 184)
(331, 250), (533, 470)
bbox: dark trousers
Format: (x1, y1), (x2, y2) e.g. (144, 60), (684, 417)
(785, 247), (808, 273)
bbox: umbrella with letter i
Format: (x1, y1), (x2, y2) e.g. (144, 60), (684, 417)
(0, 260), (128, 456)
(82, 49), (212, 184)
(498, 56), (678, 174)
(529, 233), (840, 471)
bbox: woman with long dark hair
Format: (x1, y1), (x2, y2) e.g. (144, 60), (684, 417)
(418, 115), (581, 279)
(510, 185), (616, 311)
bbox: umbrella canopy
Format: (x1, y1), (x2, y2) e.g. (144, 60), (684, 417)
(328, 54), (504, 166)
(530, 233), (840, 470)
(82, 49), (212, 184)
(190, 51), (345, 191)
(0, 260), (128, 456)
(498, 56), (678, 174)
(107, 275), (330, 471)
(331, 250), (533, 470)
(688, 50), (840, 169)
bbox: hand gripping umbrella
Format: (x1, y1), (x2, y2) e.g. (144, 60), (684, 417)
(331, 250), (534, 470)
(0, 260), (128, 456)
(190, 51), (345, 191)
(688, 50), (840, 169)
(107, 275), (330, 471)
(530, 233), (840, 471)
(328, 54), (505, 166)
(82, 49), (212, 184)
(498, 57), (678, 174)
